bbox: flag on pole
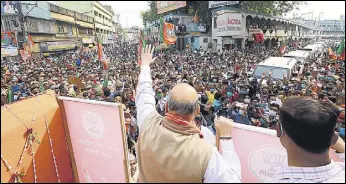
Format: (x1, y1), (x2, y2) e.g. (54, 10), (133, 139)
(138, 29), (146, 65)
(193, 11), (199, 23)
(279, 44), (286, 55)
(7, 86), (13, 104)
(337, 39), (344, 55)
(328, 47), (337, 60)
(337, 39), (345, 60)
(97, 35), (103, 60)
(160, 18), (177, 45)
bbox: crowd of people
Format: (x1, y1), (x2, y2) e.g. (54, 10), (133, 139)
(1, 38), (345, 182)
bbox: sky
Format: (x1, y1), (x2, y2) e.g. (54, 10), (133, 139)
(100, 1), (345, 28)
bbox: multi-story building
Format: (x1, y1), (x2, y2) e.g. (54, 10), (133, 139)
(52, 1), (115, 47)
(317, 16), (345, 39)
(1, 1), (56, 58)
(48, 3), (95, 49)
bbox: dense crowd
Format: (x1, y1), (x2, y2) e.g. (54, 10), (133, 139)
(1, 39), (345, 175)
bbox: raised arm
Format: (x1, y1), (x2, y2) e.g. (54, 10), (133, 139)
(135, 45), (157, 131)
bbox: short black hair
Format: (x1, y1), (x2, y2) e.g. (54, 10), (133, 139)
(103, 88), (111, 97)
(214, 92), (222, 101)
(279, 96), (340, 154)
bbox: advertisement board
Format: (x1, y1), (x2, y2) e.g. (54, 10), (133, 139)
(40, 41), (76, 52)
(82, 37), (95, 44)
(1, 46), (18, 57)
(212, 13), (243, 37)
(232, 123), (343, 183)
(1, 31), (17, 47)
(157, 1), (186, 14)
(209, 1), (239, 8)
(187, 23), (207, 32)
(57, 97), (129, 183)
(1, 1), (18, 14)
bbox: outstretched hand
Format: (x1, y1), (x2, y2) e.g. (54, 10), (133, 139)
(141, 44), (157, 66)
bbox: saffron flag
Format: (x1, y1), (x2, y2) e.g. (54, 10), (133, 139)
(328, 47), (337, 60)
(279, 44), (286, 55)
(97, 43), (103, 61)
(138, 29), (146, 65)
(160, 18), (177, 45)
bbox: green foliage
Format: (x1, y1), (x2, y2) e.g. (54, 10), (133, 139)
(241, 1), (305, 16)
(140, 1), (305, 29)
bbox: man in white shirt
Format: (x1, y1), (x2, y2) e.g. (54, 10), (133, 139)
(272, 96), (345, 183)
(136, 45), (241, 183)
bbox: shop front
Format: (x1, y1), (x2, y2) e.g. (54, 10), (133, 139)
(39, 41), (77, 53)
(81, 37), (95, 48)
(211, 12), (246, 50)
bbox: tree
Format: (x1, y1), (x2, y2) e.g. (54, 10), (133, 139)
(140, 1), (305, 30)
(140, 1), (162, 27)
(241, 1), (305, 16)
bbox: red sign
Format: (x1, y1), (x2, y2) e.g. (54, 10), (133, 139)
(232, 124), (343, 183)
(58, 97), (130, 183)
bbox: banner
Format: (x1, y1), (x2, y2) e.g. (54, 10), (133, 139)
(1, 1), (18, 14)
(57, 97), (130, 183)
(209, 1), (239, 8)
(82, 37), (95, 44)
(187, 23), (207, 32)
(1, 46), (18, 57)
(1, 31), (17, 47)
(161, 19), (177, 45)
(248, 29), (263, 34)
(232, 123), (343, 183)
(157, 1), (186, 14)
(40, 41), (76, 52)
(212, 13), (242, 37)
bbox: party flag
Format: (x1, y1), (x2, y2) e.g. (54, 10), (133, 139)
(7, 85), (13, 104)
(279, 44), (286, 54)
(160, 17), (177, 45)
(138, 29), (146, 65)
(337, 39), (344, 55)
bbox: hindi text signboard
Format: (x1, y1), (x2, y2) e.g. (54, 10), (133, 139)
(57, 97), (130, 183)
(232, 123), (343, 183)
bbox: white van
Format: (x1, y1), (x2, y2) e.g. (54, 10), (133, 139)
(298, 44), (319, 57)
(252, 57), (299, 80)
(283, 50), (310, 64)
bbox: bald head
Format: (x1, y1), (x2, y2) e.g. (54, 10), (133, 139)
(167, 83), (199, 117)
(170, 83), (198, 103)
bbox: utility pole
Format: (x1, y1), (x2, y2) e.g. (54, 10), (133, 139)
(16, 1), (38, 50)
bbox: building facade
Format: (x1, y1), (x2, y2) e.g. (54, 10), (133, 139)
(49, 3), (95, 50)
(317, 17), (345, 39)
(52, 1), (115, 46)
(1, 1), (56, 58)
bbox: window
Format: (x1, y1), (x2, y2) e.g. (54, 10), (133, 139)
(57, 23), (64, 33)
(203, 38), (208, 43)
(94, 11), (98, 16)
(67, 25), (73, 36)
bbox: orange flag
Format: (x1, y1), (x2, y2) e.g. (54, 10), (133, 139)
(163, 21), (177, 45)
(193, 11), (199, 23)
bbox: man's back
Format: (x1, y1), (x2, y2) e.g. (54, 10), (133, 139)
(272, 162), (345, 183)
(137, 111), (213, 183)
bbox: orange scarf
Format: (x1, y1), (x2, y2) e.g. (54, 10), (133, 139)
(162, 113), (203, 139)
